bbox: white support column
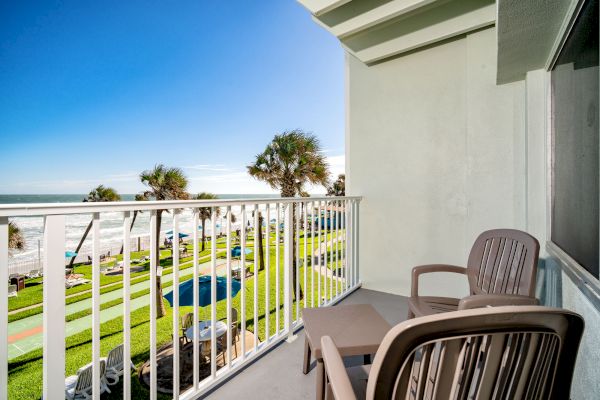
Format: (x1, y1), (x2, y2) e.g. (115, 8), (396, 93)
(149, 211), (157, 400)
(172, 210), (180, 398)
(355, 201), (360, 285)
(91, 213), (101, 400)
(42, 215), (66, 400)
(284, 203), (296, 342)
(0, 217), (7, 400)
(123, 211), (132, 400)
(317, 201), (322, 307)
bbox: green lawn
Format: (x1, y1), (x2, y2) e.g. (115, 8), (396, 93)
(7, 230), (347, 399)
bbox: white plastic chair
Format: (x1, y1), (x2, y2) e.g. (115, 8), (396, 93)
(102, 344), (136, 385)
(64, 360), (110, 400)
(7, 285), (17, 297)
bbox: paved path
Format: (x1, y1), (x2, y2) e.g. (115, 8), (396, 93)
(7, 258), (246, 360)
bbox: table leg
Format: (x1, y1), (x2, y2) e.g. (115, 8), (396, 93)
(303, 337), (312, 374)
(316, 359), (325, 400)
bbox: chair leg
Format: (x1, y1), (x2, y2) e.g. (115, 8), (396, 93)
(407, 308), (415, 320)
(303, 337), (312, 374)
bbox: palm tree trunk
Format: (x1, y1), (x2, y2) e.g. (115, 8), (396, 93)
(258, 213), (265, 271)
(69, 219), (93, 270)
(201, 218), (206, 252)
(155, 210), (167, 318)
(119, 210), (138, 254)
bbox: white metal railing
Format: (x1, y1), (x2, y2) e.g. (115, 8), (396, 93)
(0, 196), (361, 400)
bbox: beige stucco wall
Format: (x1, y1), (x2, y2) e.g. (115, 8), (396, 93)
(346, 27), (529, 297)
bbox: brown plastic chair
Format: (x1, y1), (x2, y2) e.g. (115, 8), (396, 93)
(408, 229), (540, 318)
(181, 312), (194, 344)
(321, 306), (584, 400)
(218, 308), (239, 361)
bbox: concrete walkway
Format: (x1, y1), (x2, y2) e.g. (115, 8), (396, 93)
(7, 258), (245, 360)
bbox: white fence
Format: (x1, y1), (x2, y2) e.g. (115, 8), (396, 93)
(0, 196), (361, 400)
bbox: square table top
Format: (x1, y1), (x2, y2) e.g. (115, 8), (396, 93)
(302, 304), (392, 360)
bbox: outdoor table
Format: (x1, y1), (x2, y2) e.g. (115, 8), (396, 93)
(184, 320), (227, 342)
(302, 304), (391, 400)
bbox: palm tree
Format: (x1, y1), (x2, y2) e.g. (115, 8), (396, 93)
(194, 193), (221, 252)
(8, 221), (25, 251)
(248, 130), (330, 299)
(119, 193), (147, 254)
(327, 174), (345, 196)
(69, 185), (121, 268)
(140, 164), (189, 318)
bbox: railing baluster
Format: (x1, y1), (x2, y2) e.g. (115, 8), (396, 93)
(295, 202), (300, 322)
(193, 210), (199, 389)
(172, 210), (180, 398)
(275, 203), (280, 335)
(240, 205), (247, 358)
(211, 207), (217, 378)
(253, 205), (259, 352)
(149, 211), (157, 400)
(265, 204), (270, 341)
(329, 201), (333, 304)
(317, 201), (322, 307)
(335, 200), (340, 299)
(226, 206), (232, 367)
(92, 212), (101, 400)
(0, 217), (8, 400)
(284, 203), (294, 340)
(303, 202), (308, 311)
(344, 200), (348, 292)
(42, 215), (66, 400)
(123, 211), (132, 400)
(310, 202), (314, 308)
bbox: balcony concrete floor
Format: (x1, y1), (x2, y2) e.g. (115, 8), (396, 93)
(205, 288), (408, 400)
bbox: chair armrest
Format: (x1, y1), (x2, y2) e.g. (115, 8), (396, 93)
(411, 264), (467, 297)
(321, 336), (357, 400)
(458, 294), (539, 310)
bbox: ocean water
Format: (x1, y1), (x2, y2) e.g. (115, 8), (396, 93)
(2, 194), (279, 264)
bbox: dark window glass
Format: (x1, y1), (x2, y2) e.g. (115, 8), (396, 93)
(551, 0), (599, 278)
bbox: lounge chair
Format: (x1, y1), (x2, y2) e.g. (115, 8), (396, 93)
(321, 306), (584, 399)
(408, 229), (540, 318)
(64, 359), (110, 400)
(7, 285), (17, 297)
(101, 344), (136, 385)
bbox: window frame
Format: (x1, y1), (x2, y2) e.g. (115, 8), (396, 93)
(547, 0), (600, 308)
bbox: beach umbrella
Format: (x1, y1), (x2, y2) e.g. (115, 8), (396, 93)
(231, 246), (252, 257)
(167, 232), (189, 240)
(197, 225), (203, 230)
(270, 218), (276, 223)
(163, 275), (241, 307)
(65, 251), (78, 258)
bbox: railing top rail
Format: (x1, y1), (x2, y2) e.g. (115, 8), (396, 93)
(0, 196), (361, 217)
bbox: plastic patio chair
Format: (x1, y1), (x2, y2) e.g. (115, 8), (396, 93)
(181, 312), (194, 344)
(408, 229), (540, 318)
(64, 359), (110, 400)
(218, 308), (240, 361)
(102, 344), (136, 385)
(7, 284), (17, 297)
(321, 306), (584, 400)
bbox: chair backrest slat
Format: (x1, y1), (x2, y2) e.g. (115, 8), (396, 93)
(365, 307), (583, 400)
(467, 229), (539, 296)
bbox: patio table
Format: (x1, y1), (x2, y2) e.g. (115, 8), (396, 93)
(185, 320), (227, 342)
(302, 304), (391, 400)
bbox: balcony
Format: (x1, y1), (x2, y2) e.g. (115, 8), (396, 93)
(1, 196), (362, 399)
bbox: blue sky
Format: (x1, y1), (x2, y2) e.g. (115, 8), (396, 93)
(0, 0), (345, 195)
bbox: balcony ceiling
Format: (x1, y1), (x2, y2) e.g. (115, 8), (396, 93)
(298, 0), (496, 65)
(496, 0), (578, 84)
